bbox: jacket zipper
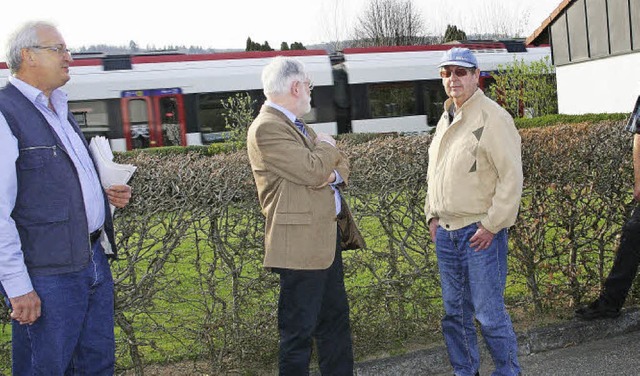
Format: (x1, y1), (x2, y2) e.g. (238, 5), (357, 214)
(20, 145), (57, 156)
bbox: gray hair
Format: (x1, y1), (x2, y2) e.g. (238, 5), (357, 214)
(261, 56), (308, 97)
(5, 21), (56, 74)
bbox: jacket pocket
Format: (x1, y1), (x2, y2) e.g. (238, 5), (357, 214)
(13, 204), (72, 268)
(17, 146), (57, 170)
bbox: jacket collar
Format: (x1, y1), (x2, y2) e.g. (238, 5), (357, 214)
(443, 88), (484, 113)
(260, 105), (313, 145)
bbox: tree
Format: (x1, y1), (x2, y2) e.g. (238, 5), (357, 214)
(430, 0), (530, 40)
(488, 56), (557, 118)
(318, 0), (350, 52)
(352, 0), (425, 47)
(467, 0), (530, 39)
(280, 42), (290, 51)
(245, 38), (274, 51)
(290, 42), (306, 50)
(221, 92), (256, 150)
(443, 25), (467, 43)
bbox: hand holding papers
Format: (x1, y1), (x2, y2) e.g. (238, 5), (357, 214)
(89, 136), (135, 254)
(89, 136), (137, 189)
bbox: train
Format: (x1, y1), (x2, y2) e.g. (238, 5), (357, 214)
(0, 41), (550, 152)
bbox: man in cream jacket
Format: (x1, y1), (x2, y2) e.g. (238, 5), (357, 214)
(425, 48), (523, 376)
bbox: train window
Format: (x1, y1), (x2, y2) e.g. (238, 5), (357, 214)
(69, 100), (110, 139)
(197, 92), (236, 142)
(368, 82), (417, 118)
(73, 111), (88, 126)
(422, 82), (447, 126)
(127, 99), (150, 149)
(158, 97), (182, 147)
(128, 99), (148, 123)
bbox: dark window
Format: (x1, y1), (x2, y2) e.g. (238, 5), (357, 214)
(368, 82), (417, 118)
(551, 13), (570, 65)
(196, 90), (262, 143)
(502, 41), (527, 53)
(422, 81), (447, 126)
(158, 97), (181, 147)
(73, 111), (87, 126)
(306, 86), (335, 124)
(69, 100), (110, 140)
(197, 92), (242, 139)
(609, 0), (632, 54)
(586, 0), (609, 58)
(349, 84), (369, 120)
(103, 55), (132, 71)
(567, 0), (589, 61)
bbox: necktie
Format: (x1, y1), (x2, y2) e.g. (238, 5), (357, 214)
(294, 119), (309, 138)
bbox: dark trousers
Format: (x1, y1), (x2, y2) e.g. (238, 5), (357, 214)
(275, 230), (354, 376)
(601, 206), (640, 308)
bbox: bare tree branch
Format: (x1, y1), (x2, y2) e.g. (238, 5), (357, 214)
(352, 0), (426, 47)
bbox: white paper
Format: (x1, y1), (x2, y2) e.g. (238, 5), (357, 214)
(89, 136), (137, 254)
(89, 136), (137, 188)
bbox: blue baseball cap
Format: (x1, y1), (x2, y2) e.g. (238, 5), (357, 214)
(438, 47), (478, 68)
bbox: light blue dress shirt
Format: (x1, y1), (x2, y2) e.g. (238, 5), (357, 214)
(0, 77), (105, 298)
(264, 101), (343, 215)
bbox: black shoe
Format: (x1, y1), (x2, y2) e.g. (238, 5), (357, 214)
(575, 298), (621, 320)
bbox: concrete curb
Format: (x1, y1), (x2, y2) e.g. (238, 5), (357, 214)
(353, 307), (640, 375)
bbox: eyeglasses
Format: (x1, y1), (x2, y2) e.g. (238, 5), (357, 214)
(439, 67), (474, 78)
(31, 44), (71, 56)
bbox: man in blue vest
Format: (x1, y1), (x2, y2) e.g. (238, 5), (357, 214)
(0, 21), (131, 375)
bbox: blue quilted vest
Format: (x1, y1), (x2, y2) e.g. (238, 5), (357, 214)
(0, 83), (117, 276)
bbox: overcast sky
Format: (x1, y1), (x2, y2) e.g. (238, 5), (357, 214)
(0, 0), (562, 55)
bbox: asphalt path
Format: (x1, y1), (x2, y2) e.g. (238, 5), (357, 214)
(435, 329), (640, 376)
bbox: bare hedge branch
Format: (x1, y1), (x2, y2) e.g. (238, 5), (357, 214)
(0, 120), (632, 374)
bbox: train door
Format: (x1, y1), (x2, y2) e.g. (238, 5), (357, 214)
(120, 88), (187, 150)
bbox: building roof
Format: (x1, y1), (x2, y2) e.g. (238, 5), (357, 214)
(526, 0), (575, 46)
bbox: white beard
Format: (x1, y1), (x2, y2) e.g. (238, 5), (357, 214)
(298, 92), (311, 116)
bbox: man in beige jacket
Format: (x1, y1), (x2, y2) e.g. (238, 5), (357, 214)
(424, 48), (523, 376)
(247, 56), (354, 375)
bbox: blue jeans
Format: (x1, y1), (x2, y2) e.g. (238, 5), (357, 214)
(436, 223), (520, 376)
(10, 240), (115, 376)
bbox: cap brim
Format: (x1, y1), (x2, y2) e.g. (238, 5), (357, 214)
(438, 61), (476, 68)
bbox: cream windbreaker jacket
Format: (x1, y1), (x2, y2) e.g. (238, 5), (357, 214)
(424, 89), (523, 234)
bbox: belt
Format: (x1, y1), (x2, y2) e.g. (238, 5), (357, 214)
(90, 229), (102, 244)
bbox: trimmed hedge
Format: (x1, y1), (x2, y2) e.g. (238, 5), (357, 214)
(0, 117), (636, 375)
(515, 112), (629, 129)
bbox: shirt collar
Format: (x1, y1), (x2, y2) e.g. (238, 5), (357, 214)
(264, 100), (297, 123)
(8, 76), (68, 109)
